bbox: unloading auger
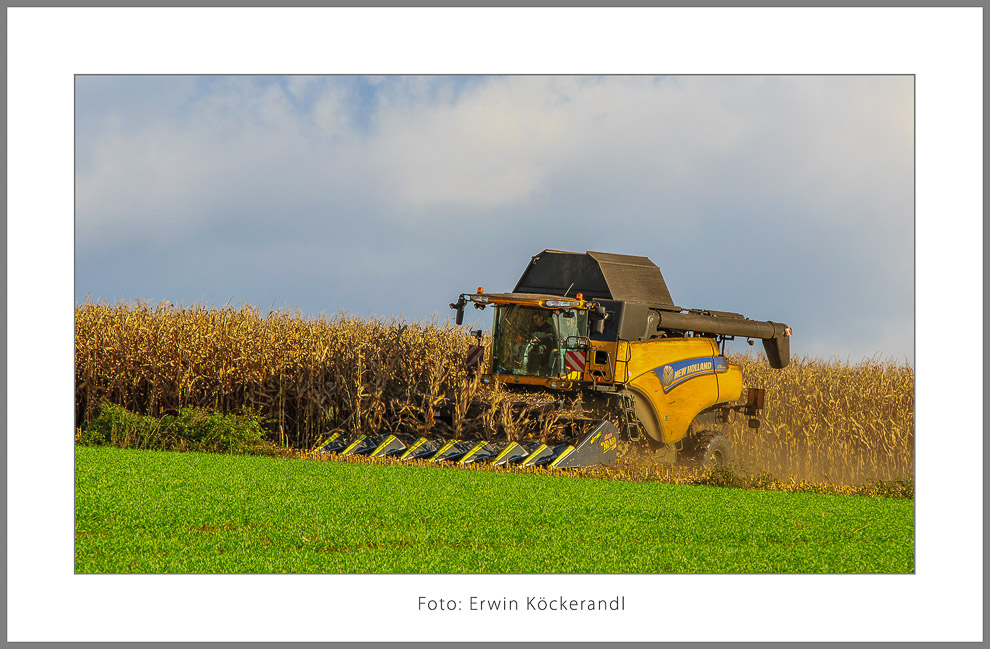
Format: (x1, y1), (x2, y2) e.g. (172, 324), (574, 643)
(320, 250), (791, 469)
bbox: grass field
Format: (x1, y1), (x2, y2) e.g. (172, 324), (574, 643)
(75, 446), (914, 574)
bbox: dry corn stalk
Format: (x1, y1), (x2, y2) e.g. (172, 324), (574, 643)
(75, 300), (914, 485)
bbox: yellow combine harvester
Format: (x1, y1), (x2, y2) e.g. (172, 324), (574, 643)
(325, 250), (791, 469)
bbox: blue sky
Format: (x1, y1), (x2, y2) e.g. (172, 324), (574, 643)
(75, 74), (914, 363)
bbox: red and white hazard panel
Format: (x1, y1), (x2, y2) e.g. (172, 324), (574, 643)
(465, 344), (484, 367)
(563, 350), (586, 373)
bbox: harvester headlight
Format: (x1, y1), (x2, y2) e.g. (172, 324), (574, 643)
(470, 295), (489, 304)
(545, 300), (579, 308)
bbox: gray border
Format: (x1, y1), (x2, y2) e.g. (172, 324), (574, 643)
(2, 0), (987, 5)
(1, 0), (976, 645)
(1, 8), (6, 649)
(3, 1), (987, 5)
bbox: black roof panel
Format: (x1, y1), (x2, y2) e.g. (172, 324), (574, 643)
(513, 249), (675, 305)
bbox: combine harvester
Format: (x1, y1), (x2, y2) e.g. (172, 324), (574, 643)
(321, 250), (791, 469)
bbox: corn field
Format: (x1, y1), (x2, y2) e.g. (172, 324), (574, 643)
(722, 354), (915, 485)
(75, 301), (475, 449)
(76, 301), (914, 486)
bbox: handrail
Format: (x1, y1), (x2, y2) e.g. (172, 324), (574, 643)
(612, 340), (633, 384)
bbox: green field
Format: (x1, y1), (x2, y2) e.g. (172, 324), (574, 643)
(75, 446), (914, 573)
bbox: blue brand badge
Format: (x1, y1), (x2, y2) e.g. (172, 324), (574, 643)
(654, 356), (728, 393)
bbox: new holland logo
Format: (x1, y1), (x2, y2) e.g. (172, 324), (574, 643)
(655, 356), (729, 393)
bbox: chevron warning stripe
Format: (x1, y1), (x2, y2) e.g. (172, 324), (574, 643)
(465, 344), (484, 367)
(563, 350), (586, 373)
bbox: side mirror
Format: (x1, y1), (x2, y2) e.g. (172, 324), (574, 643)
(449, 297), (466, 325)
(590, 304), (607, 335)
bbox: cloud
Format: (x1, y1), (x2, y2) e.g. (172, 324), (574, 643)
(75, 75), (914, 362)
(367, 76), (570, 210)
(77, 75), (913, 228)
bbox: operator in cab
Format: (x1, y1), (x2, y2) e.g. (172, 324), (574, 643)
(524, 310), (556, 373)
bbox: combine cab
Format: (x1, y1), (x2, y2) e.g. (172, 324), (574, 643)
(326, 250), (791, 470)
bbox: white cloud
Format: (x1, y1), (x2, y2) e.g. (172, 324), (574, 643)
(77, 75), (913, 226)
(367, 77), (567, 210)
(74, 74), (915, 361)
(285, 75), (319, 102)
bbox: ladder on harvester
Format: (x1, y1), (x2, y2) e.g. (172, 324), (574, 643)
(612, 341), (643, 442)
(618, 392), (643, 442)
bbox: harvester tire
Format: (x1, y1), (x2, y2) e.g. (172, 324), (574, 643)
(682, 431), (733, 469)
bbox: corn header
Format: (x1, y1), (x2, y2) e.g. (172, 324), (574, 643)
(321, 250), (791, 470)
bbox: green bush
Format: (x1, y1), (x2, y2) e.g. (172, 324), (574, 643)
(77, 403), (277, 455)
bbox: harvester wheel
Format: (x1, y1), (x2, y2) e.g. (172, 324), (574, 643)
(682, 431), (734, 469)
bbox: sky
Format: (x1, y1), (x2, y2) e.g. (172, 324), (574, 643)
(75, 74), (914, 364)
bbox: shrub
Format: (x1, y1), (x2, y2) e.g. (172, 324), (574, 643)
(78, 403), (277, 455)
